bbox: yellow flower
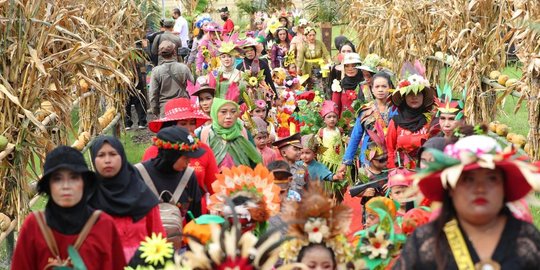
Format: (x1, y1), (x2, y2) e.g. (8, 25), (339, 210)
(248, 77), (259, 87)
(139, 233), (174, 266)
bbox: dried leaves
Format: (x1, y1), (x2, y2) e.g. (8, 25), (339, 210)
(0, 0), (144, 220)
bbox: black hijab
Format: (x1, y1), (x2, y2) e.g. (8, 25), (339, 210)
(393, 103), (428, 132)
(39, 146), (95, 235)
(341, 71), (364, 90)
(89, 136), (158, 222)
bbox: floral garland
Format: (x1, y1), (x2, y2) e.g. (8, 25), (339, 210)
(396, 74), (430, 96)
(152, 136), (200, 151)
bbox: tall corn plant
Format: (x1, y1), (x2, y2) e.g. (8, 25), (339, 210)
(509, 0), (540, 160)
(0, 0), (144, 228)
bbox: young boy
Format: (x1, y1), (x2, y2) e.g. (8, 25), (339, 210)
(272, 133), (308, 193)
(251, 116), (277, 166)
(354, 141), (389, 205)
(299, 134), (344, 181)
(387, 168), (414, 217)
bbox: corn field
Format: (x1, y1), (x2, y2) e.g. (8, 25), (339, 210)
(344, 0), (540, 160)
(0, 0), (146, 244)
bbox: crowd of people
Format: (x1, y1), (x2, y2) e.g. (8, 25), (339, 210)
(10, 6), (540, 270)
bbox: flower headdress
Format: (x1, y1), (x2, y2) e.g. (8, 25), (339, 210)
(391, 60), (436, 107)
(415, 135), (540, 202)
(435, 83), (466, 120)
(355, 197), (406, 269)
(280, 182), (354, 269)
(208, 165), (281, 234)
(364, 120), (387, 160)
(195, 13), (212, 29)
(152, 136), (200, 151)
(215, 33), (245, 56)
(265, 16), (282, 35)
(181, 210), (305, 270)
(358, 54), (391, 74)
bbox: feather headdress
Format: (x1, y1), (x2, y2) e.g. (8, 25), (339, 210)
(365, 120), (387, 161)
(279, 182), (354, 269)
(209, 165), (281, 226)
(435, 83), (466, 120)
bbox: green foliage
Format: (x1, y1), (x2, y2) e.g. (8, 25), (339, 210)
(236, 0), (266, 15)
(134, 0), (162, 31)
(304, 0), (343, 23)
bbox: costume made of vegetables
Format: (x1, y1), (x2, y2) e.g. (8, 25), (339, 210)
(297, 38), (329, 76)
(343, 101), (398, 166)
(386, 62), (436, 169)
(201, 98), (262, 169)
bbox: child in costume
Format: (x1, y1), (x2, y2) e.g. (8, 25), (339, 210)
(317, 100), (344, 174)
(279, 182), (356, 269)
(208, 164), (281, 236)
(353, 141), (389, 204)
(251, 116), (277, 166)
(195, 22), (222, 75)
(299, 134), (344, 182)
(272, 133), (308, 194)
(387, 168), (414, 217)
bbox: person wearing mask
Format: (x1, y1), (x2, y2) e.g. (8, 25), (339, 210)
(89, 136), (165, 262)
(149, 40), (194, 117)
(172, 8), (189, 49)
(12, 146), (125, 269)
(218, 6), (234, 37)
(150, 18), (182, 66)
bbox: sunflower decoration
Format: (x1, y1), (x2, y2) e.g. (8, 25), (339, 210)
(283, 50), (296, 68)
(125, 232), (174, 269)
(208, 164), (281, 236)
(279, 182), (355, 269)
(242, 70), (265, 87)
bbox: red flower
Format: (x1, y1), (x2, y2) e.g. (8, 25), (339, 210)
(173, 144), (179, 150)
(399, 80), (411, 88)
(297, 90), (315, 101)
(345, 90), (357, 100)
(163, 142), (172, 149)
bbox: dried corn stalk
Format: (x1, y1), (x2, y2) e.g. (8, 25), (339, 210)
(509, 0), (540, 160)
(0, 0), (145, 231)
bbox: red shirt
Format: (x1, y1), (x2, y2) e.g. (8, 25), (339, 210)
(222, 18), (234, 36)
(111, 206), (165, 261)
(142, 143), (219, 214)
(12, 212), (126, 270)
(386, 120), (430, 169)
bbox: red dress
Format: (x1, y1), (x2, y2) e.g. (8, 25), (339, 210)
(11, 212), (126, 270)
(386, 120), (431, 169)
(111, 206), (165, 261)
(142, 143), (219, 213)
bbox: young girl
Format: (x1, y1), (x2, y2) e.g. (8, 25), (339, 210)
(387, 168), (414, 217)
(317, 100), (344, 174)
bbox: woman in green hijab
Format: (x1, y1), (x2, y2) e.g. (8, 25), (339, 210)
(199, 98), (262, 169)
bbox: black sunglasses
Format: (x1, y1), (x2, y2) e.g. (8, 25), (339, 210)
(373, 157), (387, 163)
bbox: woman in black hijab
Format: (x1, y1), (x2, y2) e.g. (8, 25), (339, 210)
(89, 136), (164, 262)
(12, 146), (125, 269)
